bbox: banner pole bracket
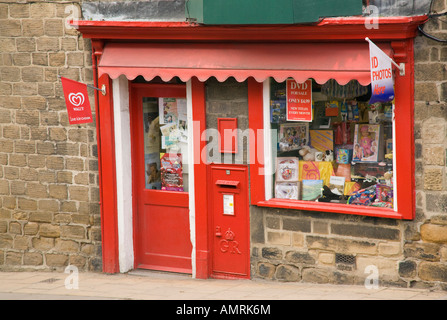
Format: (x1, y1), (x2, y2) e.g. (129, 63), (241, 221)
(365, 37), (405, 76)
(58, 75), (106, 95)
(398, 63), (405, 76)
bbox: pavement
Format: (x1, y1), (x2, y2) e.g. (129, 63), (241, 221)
(0, 269), (446, 301)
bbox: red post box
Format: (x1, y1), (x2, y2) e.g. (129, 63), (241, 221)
(208, 165), (250, 279)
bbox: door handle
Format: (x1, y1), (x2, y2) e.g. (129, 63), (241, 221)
(215, 226), (222, 237)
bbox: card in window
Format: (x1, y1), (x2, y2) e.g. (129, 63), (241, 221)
(275, 182), (300, 200)
(278, 123), (309, 152)
(302, 180), (324, 201)
(275, 157), (299, 183)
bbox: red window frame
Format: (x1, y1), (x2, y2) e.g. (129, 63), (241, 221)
(248, 39), (415, 220)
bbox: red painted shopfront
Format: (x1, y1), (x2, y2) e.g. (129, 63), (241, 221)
(76, 16), (426, 278)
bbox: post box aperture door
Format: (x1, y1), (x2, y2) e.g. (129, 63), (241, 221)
(209, 165), (250, 279)
(131, 83), (192, 274)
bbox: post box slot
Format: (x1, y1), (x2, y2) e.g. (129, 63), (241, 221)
(215, 180), (239, 188)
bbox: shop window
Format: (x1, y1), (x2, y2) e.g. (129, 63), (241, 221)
(265, 78), (394, 210)
(142, 96), (189, 192)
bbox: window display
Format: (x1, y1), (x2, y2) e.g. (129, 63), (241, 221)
(269, 78), (394, 209)
(142, 97), (189, 192)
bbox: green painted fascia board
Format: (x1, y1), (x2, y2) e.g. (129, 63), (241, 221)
(186, 0), (363, 25)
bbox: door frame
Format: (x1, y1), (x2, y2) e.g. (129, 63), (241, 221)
(129, 82), (192, 273)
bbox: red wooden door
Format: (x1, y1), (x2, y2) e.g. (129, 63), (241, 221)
(209, 165), (250, 279)
(130, 83), (192, 274)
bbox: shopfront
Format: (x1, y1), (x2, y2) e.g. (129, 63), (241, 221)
(76, 15), (427, 279)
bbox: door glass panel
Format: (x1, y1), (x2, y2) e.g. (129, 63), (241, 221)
(142, 97), (188, 192)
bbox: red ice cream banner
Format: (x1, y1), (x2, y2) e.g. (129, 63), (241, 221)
(60, 77), (93, 125)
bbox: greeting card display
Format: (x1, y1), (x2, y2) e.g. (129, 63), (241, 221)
(275, 182), (300, 200)
(160, 153), (183, 191)
(352, 124), (383, 163)
(278, 123), (309, 152)
(302, 180), (324, 201)
(275, 157), (299, 183)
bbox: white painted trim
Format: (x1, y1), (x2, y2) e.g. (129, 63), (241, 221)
(186, 80), (196, 278)
(112, 76), (134, 273)
(263, 80), (273, 200)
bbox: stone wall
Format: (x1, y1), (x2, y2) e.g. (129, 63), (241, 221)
(0, 0), (101, 271)
(251, 0), (447, 290)
(205, 78), (249, 165)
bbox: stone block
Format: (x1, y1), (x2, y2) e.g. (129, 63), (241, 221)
(14, 236), (29, 250)
(423, 146), (445, 165)
(18, 198), (37, 211)
(0, 20), (21, 37)
(9, 222), (22, 235)
(0, 180), (9, 195)
(61, 225), (85, 239)
(421, 223), (447, 243)
(65, 158), (84, 171)
(24, 252), (43, 265)
(318, 252), (335, 265)
(404, 242), (440, 261)
(55, 239), (79, 253)
(301, 267), (331, 284)
(275, 264), (300, 282)
(49, 52), (66, 67)
(5, 252), (22, 265)
(30, 3), (55, 18)
(44, 19), (64, 37)
(421, 118), (446, 143)
(49, 127), (67, 141)
(45, 254), (68, 267)
(0, 234), (13, 249)
(39, 224), (60, 238)
(32, 237), (54, 251)
(398, 260), (417, 278)
(415, 82), (439, 102)
(306, 235), (377, 255)
(267, 231), (290, 246)
(261, 247), (282, 260)
(68, 186), (89, 201)
(285, 250), (315, 265)
(22, 20), (44, 37)
(419, 262), (447, 282)
(16, 38), (36, 52)
(49, 184), (67, 200)
(282, 218), (311, 233)
(21, 67), (44, 83)
(24, 223), (39, 236)
(331, 224), (400, 241)
(29, 212), (53, 223)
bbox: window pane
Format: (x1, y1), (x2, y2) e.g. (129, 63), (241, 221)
(143, 97), (189, 192)
(270, 78), (394, 209)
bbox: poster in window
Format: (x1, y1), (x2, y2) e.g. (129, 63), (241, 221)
(160, 152), (183, 191)
(143, 100), (160, 155)
(286, 79), (312, 122)
(145, 153), (161, 190)
(159, 98), (178, 125)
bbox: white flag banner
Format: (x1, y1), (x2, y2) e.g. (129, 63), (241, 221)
(367, 39), (395, 104)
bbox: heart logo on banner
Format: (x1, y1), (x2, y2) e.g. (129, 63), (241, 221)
(68, 92), (85, 107)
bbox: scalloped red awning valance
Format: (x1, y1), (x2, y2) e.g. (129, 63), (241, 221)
(98, 41), (393, 85)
